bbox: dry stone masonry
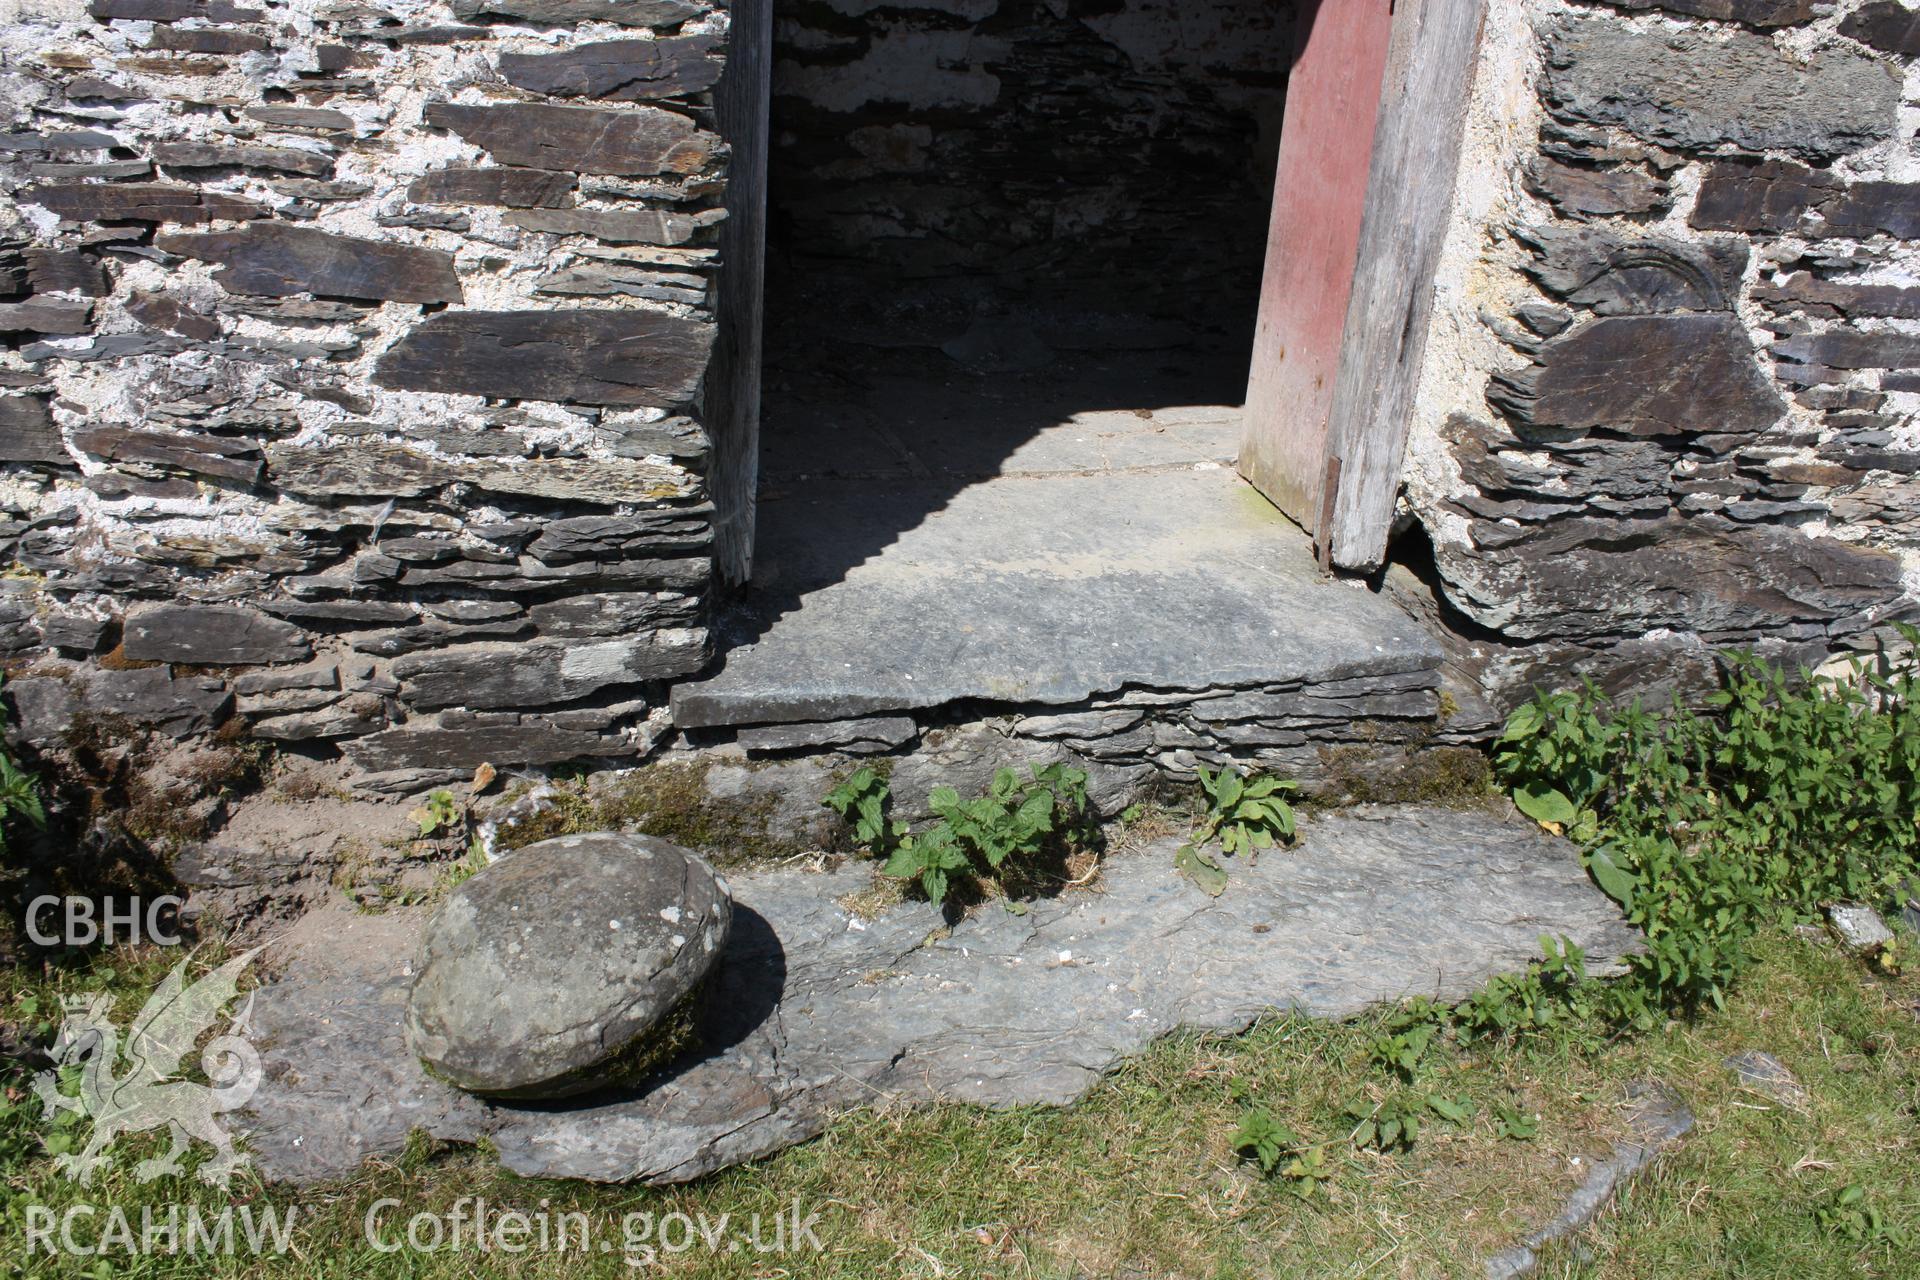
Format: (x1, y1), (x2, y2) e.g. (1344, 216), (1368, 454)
(1408, 0), (1920, 708)
(764, 0), (1292, 360)
(0, 0), (735, 787)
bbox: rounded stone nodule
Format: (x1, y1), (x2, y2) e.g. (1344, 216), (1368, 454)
(404, 832), (732, 1101)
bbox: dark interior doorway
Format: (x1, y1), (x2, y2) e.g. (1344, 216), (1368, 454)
(756, 0), (1297, 544)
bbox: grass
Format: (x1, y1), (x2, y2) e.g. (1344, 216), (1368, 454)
(2, 925), (1916, 1277)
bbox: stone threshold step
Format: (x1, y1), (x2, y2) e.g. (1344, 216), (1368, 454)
(673, 464), (1441, 732)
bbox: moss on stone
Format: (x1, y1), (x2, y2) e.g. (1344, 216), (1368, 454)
(490, 759), (814, 869)
(1314, 744), (1496, 809)
(424, 982), (706, 1102)
(595, 986), (704, 1091)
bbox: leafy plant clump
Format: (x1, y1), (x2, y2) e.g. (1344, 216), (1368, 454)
(0, 704), (44, 864)
(1231, 1105), (1335, 1198)
(823, 765), (892, 855)
(0, 679), (46, 949)
(1175, 764), (1297, 896)
(1496, 625), (1920, 1023)
(409, 788), (462, 839)
(822, 763), (1097, 908)
(1813, 1184), (1906, 1247)
(1225, 926), (1586, 1177)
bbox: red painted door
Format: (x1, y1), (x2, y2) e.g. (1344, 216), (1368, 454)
(1239, 0), (1397, 542)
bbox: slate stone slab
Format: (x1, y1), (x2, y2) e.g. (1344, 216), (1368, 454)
(505, 207), (722, 245)
(1602, 0), (1816, 25)
(265, 442), (456, 498)
(671, 465), (1441, 730)
(537, 264), (706, 304)
(340, 722), (637, 773)
(391, 555), (709, 596)
(450, 0), (703, 25)
(1755, 273), (1920, 321)
(0, 396), (68, 465)
(147, 27), (271, 55)
(497, 35), (722, 101)
(424, 102), (718, 177)
(406, 167), (575, 209)
(1723, 1050), (1808, 1107)
(239, 807), (1640, 1185)
(89, 0), (203, 17)
(1543, 19), (1899, 160)
(153, 141), (331, 177)
(124, 604), (311, 666)
(529, 591), (699, 637)
(25, 249), (109, 296)
(1813, 182), (1920, 241)
(83, 667), (232, 737)
(5, 676), (81, 746)
(156, 224), (462, 304)
(469, 456), (700, 504)
(31, 161), (153, 181)
(1438, 514), (1904, 640)
(1690, 159), (1841, 233)
(24, 183), (266, 224)
(40, 612), (110, 653)
(0, 299), (93, 334)
(1774, 330), (1920, 370)
(20, 334), (186, 363)
(96, 1), (258, 21)
(1517, 225), (1746, 314)
(526, 512), (712, 563)
(392, 634), (707, 710)
(1524, 158), (1667, 219)
(1839, 0), (1920, 57)
(407, 834), (733, 1099)
(1489, 315), (1786, 439)
(374, 310), (714, 407)
(1483, 1082), (1694, 1280)
(244, 106), (353, 131)
(736, 715), (919, 754)
(73, 426), (262, 484)
(125, 291), (222, 341)
(1828, 902), (1895, 951)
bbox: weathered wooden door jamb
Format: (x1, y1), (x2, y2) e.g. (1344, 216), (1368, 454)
(1318, 0), (1488, 572)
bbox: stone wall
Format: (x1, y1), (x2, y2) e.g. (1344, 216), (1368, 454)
(1403, 0), (1920, 708)
(0, 0), (743, 789)
(764, 0), (1293, 357)
(10, 0), (1919, 794)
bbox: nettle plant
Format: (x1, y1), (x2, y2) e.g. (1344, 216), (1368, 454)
(1175, 764), (1297, 896)
(824, 763), (1097, 908)
(1227, 636), (1920, 1176)
(822, 765), (892, 854)
(1231, 1106), (1335, 1198)
(1496, 624), (1920, 1023)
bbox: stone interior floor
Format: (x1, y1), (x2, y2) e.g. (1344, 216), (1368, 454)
(671, 346), (1441, 732)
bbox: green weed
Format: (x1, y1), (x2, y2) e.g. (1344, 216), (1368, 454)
(824, 763), (1097, 908)
(1175, 765), (1296, 896)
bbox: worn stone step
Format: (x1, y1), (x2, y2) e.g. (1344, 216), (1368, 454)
(672, 461), (1442, 731)
(238, 805), (1636, 1186)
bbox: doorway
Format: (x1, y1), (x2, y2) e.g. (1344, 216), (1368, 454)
(674, 0), (1485, 730)
(756, 0), (1296, 532)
